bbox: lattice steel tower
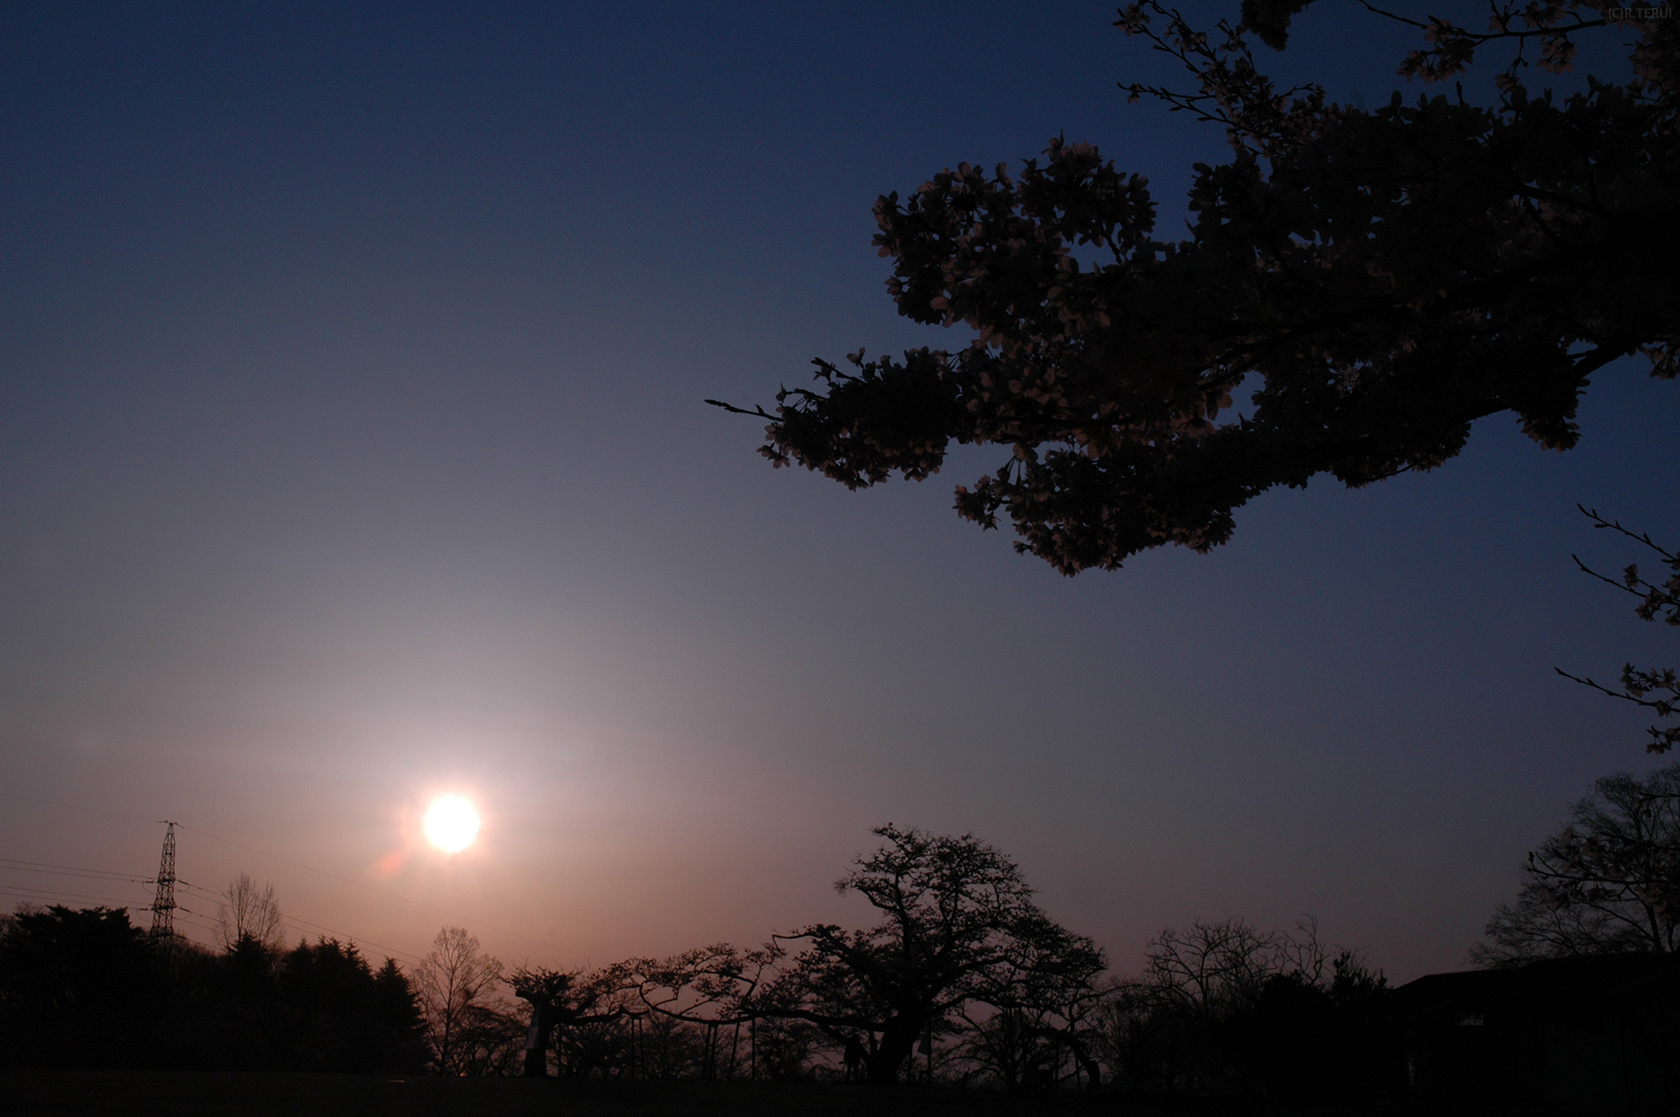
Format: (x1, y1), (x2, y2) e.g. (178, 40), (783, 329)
(149, 821), (177, 938)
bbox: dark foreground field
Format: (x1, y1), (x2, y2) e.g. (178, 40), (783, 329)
(2, 1071), (1508, 1117)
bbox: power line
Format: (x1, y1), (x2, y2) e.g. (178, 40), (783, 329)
(0, 884), (147, 907)
(171, 909), (216, 930)
(174, 880), (424, 965)
(278, 918), (424, 965)
(166, 906), (417, 965)
(0, 792), (164, 825)
(0, 858), (151, 883)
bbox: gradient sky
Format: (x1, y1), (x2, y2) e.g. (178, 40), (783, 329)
(3, 2), (1676, 981)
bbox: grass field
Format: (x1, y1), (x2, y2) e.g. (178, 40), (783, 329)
(3, 1070), (1505, 1117)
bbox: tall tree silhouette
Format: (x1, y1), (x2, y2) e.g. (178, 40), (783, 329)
(414, 926), (522, 1075)
(629, 826), (1101, 1086)
(765, 826), (1101, 1084)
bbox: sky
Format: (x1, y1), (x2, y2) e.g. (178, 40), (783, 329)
(2, 2), (1676, 981)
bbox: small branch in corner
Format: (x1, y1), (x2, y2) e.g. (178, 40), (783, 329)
(705, 398), (776, 420)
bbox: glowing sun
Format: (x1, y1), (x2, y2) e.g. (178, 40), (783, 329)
(422, 795), (480, 853)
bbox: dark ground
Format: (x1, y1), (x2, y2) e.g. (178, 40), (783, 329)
(1, 1072), (1513, 1117)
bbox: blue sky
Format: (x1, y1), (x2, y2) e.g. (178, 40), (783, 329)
(2, 2), (1675, 979)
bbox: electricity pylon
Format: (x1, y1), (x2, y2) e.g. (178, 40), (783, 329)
(149, 820), (177, 938)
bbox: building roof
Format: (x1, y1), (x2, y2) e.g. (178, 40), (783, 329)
(1394, 953), (1680, 1020)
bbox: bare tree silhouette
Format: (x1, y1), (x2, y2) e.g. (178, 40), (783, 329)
(1475, 763), (1680, 964)
(413, 925), (521, 1075)
(215, 873), (283, 953)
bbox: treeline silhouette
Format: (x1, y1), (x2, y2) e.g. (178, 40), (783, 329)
(0, 825), (1398, 1099)
(10, 760), (1673, 1095)
(490, 913), (1394, 1099)
(0, 905), (425, 1072)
